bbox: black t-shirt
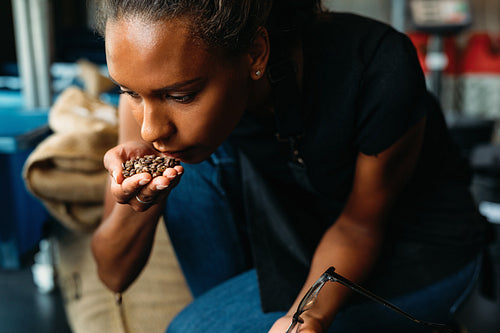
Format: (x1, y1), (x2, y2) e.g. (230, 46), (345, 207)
(230, 12), (489, 312)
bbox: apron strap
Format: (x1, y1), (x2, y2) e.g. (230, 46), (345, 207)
(267, 57), (306, 166)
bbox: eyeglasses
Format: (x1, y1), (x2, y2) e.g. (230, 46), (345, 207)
(285, 266), (456, 333)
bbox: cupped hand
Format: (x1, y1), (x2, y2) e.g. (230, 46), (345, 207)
(104, 141), (184, 212)
(268, 314), (325, 333)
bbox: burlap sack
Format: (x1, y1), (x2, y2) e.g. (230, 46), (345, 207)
(77, 59), (117, 99)
(24, 72), (192, 333)
(49, 86), (118, 134)
(56, 220), (192, 333)
(26, 128), (116, 172)
(22, 86), (118, 231)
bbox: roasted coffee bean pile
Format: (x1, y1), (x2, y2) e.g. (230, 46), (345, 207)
(122, 155), (180, 178)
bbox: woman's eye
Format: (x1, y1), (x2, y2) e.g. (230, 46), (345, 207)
(117, 89), (196, 103)
(119, 89), (140, 99)
(168, 93), (196, 104)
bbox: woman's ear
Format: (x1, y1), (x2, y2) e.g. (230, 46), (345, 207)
(247, 27), (270, 80)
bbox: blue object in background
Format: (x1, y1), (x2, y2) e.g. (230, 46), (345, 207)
(0, 107), (50, 153)
(0, 106), (50, 269)
(0, 90), (24, 109)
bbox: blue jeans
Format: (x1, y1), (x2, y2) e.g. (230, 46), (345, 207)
(166, 260), (480, 333)
(165, 143), (251, 298)
(165, 143), (481, 332)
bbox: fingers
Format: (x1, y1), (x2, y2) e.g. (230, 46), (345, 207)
(103, 141), (158, 185)
(104, 148), (126, 185)
(110, 173), (152, 205)
(104, 143), (184, 211)
(110, 166), (183, 211)
(132, 169), (183, 211)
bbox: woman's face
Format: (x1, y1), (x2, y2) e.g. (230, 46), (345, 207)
(106, 17), (254, 163)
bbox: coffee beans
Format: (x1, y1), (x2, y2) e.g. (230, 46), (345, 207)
(122, 155), (180, 178)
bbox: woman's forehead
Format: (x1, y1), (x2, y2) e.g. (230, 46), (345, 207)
(105, 17), (194, 58)
(105, 17), (218, 88)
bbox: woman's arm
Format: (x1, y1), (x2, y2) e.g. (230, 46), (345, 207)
(270, 117), (426, 332)
(91, 96), (183, 292)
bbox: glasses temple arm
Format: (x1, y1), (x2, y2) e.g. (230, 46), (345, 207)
(328, 270), (452, 331)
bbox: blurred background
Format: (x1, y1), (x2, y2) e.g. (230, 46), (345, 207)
(1, 1), (500, 332)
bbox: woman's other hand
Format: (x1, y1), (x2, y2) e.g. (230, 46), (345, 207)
(104, 141), (184, 212)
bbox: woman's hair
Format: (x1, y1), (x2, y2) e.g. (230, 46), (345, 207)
(94, 0), (322, 55)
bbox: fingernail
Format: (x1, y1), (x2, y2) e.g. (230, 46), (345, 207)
(167, 175), (176, 179)
(112, 171), (118, 183)
(156, 185), (168, 190)
(139, 179), (150, 186)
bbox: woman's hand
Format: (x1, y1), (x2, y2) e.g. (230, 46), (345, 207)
(269, 314), (324, 333)
(103, 141), (184, 212)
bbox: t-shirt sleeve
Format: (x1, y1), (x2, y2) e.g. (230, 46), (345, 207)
(355, 29), (429, 156)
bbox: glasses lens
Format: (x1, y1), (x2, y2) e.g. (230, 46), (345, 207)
(301, 284), (322, 312)
(298, 276), (329, 314)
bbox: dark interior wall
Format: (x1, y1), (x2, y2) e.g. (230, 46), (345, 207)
(53, 0), (88, 30)
(1, 0), (105, 68)
(0, 2), (17, 63)
(51, 0), (105, 64)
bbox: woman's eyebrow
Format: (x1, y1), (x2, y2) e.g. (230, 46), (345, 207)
(108, 76), (204, 92)
(152, 77), (204, 93)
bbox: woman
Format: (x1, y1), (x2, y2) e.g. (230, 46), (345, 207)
(91, 1), (488, 332)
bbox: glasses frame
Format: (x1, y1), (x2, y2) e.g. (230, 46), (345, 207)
(285, 266), (456, 333)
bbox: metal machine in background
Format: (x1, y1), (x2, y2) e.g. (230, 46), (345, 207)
(409, 0), (496, 157)
(409, 0), (472, 102)
(409, 2), (500, 332)
(11, 0), (52, 109)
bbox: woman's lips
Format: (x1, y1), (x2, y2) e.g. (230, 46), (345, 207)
(161, 147), (191, 160)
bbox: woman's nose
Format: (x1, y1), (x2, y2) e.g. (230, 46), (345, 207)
(140, 100), (175, 144)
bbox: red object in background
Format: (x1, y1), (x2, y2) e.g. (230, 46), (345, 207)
(408, 32), (429, 72)
(461, 32), (500, 74)
(407, 32), (459, 75)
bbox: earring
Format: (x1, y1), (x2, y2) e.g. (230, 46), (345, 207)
(255, 70), (262, 77)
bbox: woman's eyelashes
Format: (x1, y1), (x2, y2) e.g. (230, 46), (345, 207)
(168, 92), (197, 103)
(118, 89), (141, 99)
(118, 89), (197, 104)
